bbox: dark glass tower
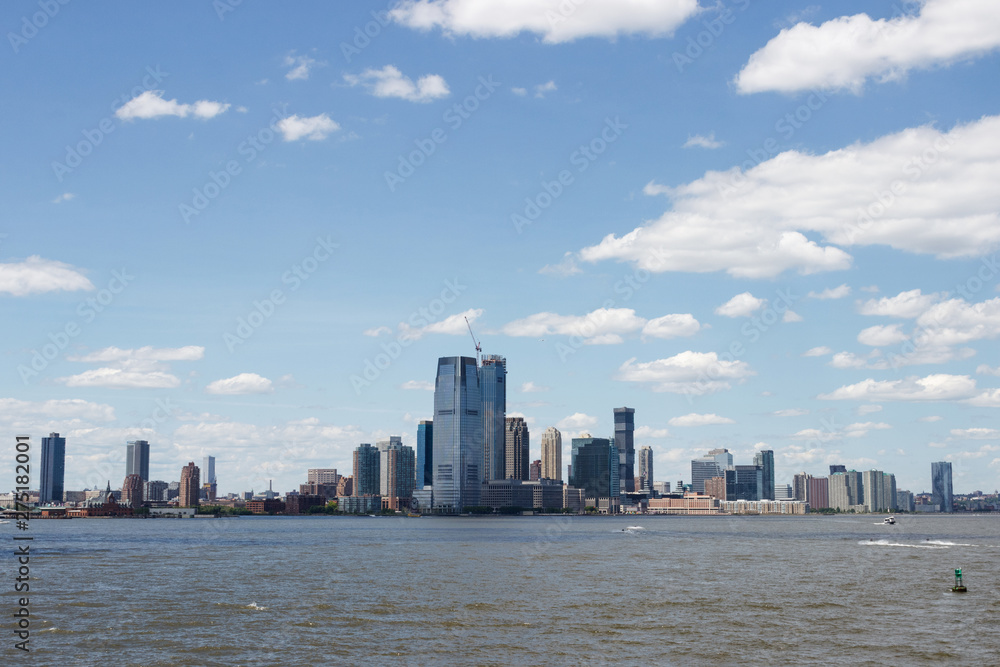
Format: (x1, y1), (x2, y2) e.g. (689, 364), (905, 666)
(416, 420), (433, 487)
(40, 432), (66, 504)
(614, 407), (635, 492)
(570, 436), (618, 499)
(480, 355), (507, 481)
(753, 449), (775, 500)
(432, 356), (482, 512)
(931, 461), (953, 513)
(126, 440), (150, 482)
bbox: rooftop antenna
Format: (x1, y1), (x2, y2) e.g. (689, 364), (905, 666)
(465, 316), (482, 365)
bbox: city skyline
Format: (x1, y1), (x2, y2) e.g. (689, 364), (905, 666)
(4, 2), (1000, 496)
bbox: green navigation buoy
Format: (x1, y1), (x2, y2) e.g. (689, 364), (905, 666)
(951, 568), (967, 593)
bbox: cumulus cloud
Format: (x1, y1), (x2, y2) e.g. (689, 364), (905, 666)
(809, 284), (851, 300)
(683, 133), (724, 149)
(793, 421), (891, 441)
(918, 415), (943, 422)
(803, 346), (832, 357)
(399, 308), (483, 341)
(556, 412), (598, 430)
(634, 425), (670, 439)
(859, 288), (943, 318)
(58, 368), (181, 389)
(344, 65), (449, 103)
(819, 373), (979, 402)
(668, 413), (735, 427)
(520, 381), (549, 393)
(616, 351), (754, 394)
(389, 0), (701, 44)
(977, 364), (1000, 376)
(914, 297), (1000, 349)
(0, 397), (115, 423)
(715, 292), (766, 318)
(735, 0), (1000, 94)
(401, 380), (434, 391)
(773, 408), (809, 417)
(68, 345), (205, 365)
(534, 80), (557, 98)
(950, 427), (1000, 439)
(59, 345), (204, 389)
(858, 324), (909, 346)
(284, 54), (320, 80)
(363, 326), (392, 337)
(206, 373), (274, 395)
(501, 307), (645, 344)
(276, 113), (340, 141)
(857, 404), (883, 415)
(641, 313), (701, 339)
(782, 310), (803, 323)
(578, 116), (1000, 278)
(0, 256), (94, 296)
(115, 91), (230, 120)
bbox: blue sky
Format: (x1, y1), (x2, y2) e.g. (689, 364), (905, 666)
(3, 0), (1000, 495)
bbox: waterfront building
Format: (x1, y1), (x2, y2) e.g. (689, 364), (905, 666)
(570, 436), (618, 500)
(652, 481), (671, 495)
(338, 495), (381, 514)
(144, 480), (168, 502)
(505, 417), (529, 480)
(882, 473), (897, 512)
(126, 440), (150, 481)
(705, 476), (726, 500)
(807, 476), (829, 509)
(432, 356), (483, 513)
(828, 471), (864, 510)
(480, 354), (507, 482)
(307, 468), (339, 485)
(416, 420), (433, 487)
(122, 474), (144, 509)
(40, 432), (66, 505)
(529, 459), (541, 481)
(722, 499), (808, 515)
(614, 407), (636, 493)
(753, 449), (775, 500)
(896, 489), (915, 512)
(353, 443), (380, 496)
(179, 462), (200, 507)
(725, 465), (763, 501)
(336, 476), (353, 497)
(931, 461), (953, 512)
(247, 498), (285, 514)
(775, 484), (793, 500)
(380, 440), (415, 506)
(563, 486), (585, 513)
(480, 478), (563, 511)
(284, 494), (324, 514)
(167, 481), (180, 500)
(638, 446), (654, 493)
(541, 427), (562, 481)
(691, 448), (732, 494)
(792, 472), (810, 501)
(647, 493), (721, 515)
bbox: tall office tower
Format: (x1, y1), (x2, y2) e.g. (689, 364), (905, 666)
(480, 355), (507, 482)
(638, 446), (654, 493)
(145, 480), (168, 502)
(529, 460), (541, 481)
(569, 436), (619, 500)
(308, 468), (339, 485)
(541, 427), (562, 481)
(792, 472), (811, 501)
(122, 474), (144, 509)
(432, 356), (483, 512)
(179, 462), (200, 507)
(862, 470), (887, 512)
(725, 465), (763, 501)
(380, 442), (416, 502)
(614, 408), (636, 493)
(416, 420), (434, 487)
(881, 473), (897, 512)
(753, 450), (775, 500)
(829, 464), (847, 475)
(353, 443), (381, 496)
(40, 432), (66, 504)
(931, 461), (953, 512)
(807, 476), (829, 509)
(846, 470), (864, 506)
(203, 456), (217, 485)
(126, 440), (150, 481)
(505, 417), (529, 480)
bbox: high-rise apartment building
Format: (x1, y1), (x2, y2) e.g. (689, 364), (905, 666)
(145, 480), (168, 502)
(416, 420), (433, 487)
(40, 432), (66, 504)
(862, 470), (888, 512)
(638, 446), (654, 493)
(829, 464), (847, 475)
(126, 440), (150, 481)
(540, 427), (562, 481)
(480, 355), (507, 482)
(807, 476), (829, 509)
(691, 449), (731, 494)
(179, 462), (200, 507)
(753, 450), (775, 500)
(432, 356), (483, 512)
(505, 417), (529, 480)
(528, 459), (541, 481)
(122, 474), (144, 509)
(353, 443), (381, 496)
(614, 408), (635, 493)
(380, 441), (415, 504)
(828, 471), (863, 510)
(931, 461), (953, 513)
(308, 468), (339, 485)
(569, 436), (619, 500)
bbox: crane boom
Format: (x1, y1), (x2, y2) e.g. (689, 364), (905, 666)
(465, 316), (482, 365)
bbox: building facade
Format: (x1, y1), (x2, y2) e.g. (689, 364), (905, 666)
(753, 449), (775, 500)
(638, 446), (654, 493)
(122, 474), (144, 509)
(126, 440), (150, 481)
(614, 407), (635, 493)
(432, 356), (483, 513)
(528, 459), (541, 481)
(540, 426), (562, 481)
(353, 443), (381, 496)
(179, 462), (200, 507)
(725, 465), (763, 502)
(931, 461), (953, 512)
(40, 432), (66, 505)
(569, 436), (618, 500)
(807, 476), (829, 509)
(416, 420), (433, 487)
(480, 354), (507, 482)
(380, 441), (415, 505)
(308, 468), (339, 485)
(505, 416), (529, 480)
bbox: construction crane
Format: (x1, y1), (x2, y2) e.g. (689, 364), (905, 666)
(465, 316), (482, 365)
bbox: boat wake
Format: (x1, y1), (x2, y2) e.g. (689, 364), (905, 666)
(860, 539), (948, 549)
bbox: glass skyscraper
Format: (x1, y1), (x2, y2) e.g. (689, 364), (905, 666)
(126, 440), (150, 482)
(480, 354), (506, 481)
(40, 432), (66, 504)
(614, 407), (635, 492)
(353, 443), (381, 496)
(203, 455), (216, 485)
(432, 356), (482, 513)
(753, 449), (775, 500)
(416, 420), (433, 487)
(931, 461), (953, 513)
(570, 436), (618, 500)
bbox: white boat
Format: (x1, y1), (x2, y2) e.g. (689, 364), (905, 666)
(883, 516), (896, 525)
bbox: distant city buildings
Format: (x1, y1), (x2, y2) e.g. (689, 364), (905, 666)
(40, 432), (66, 505)
(540, 427), (562, 482)
(504, 416), (529, 481)
(145, 480), (168, 502)
(126, 440), (150, 482)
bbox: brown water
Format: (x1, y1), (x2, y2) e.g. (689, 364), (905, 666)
(12, 514), (1000, 665)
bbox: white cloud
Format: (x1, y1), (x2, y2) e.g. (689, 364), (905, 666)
(284, 54), (319, 81)
(829, 351), (871, 369)
(58, 368), (181, 389)
(773, 408), (809, 417)
(859, 289), (942, 318)
(0, 256), (94, 296)
(782, 310), (803, 323)
(843, 421), (892, 438)
(401, 380), (434, 391)
(857, 404), (883, 415)
(363, 326), (392, 337)
(683, 133), (724, 149)
(539, 253), (582, 277)
(977, 364), (1000, 376)
(641, 313), (701, 339)
(52, 192), (75, 204)
(502, 307), (645, 344)
(616, 351), (754, 394)
(803, 346), (832, 357)
(276, 114), (340, 141)
(819, 373), (979, 402)
(344, 65), (449, 103)
(794, 421), (891, 441)
(668, 413), (735, 427)
(950, 427), (1000, 440)
(809, 284), (851, 300)
(735, 0), (1000, 94)
(0, 397), (116, 423)
(511, 87), (527, 96)
(918, 415), (943, 422)
(389, 0), (701, 44)
(68, 345), (205, 366)
(860, 285), (880, 293)
(59, 345), (204, 389)
(578, 116), (1000, 278)
(399, 308), (483, 341)
(206, 373), (274, 395)
(858, 323), (909, 346)
(634, 425), (670, 439)
(115, 91), (230, 120)
(556, 412), (598, 430)
(520, 381), (549, 393)
(914, 297), (1000, 349)
(715, 292), (765, 318)
(534, 80), (557, 98)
